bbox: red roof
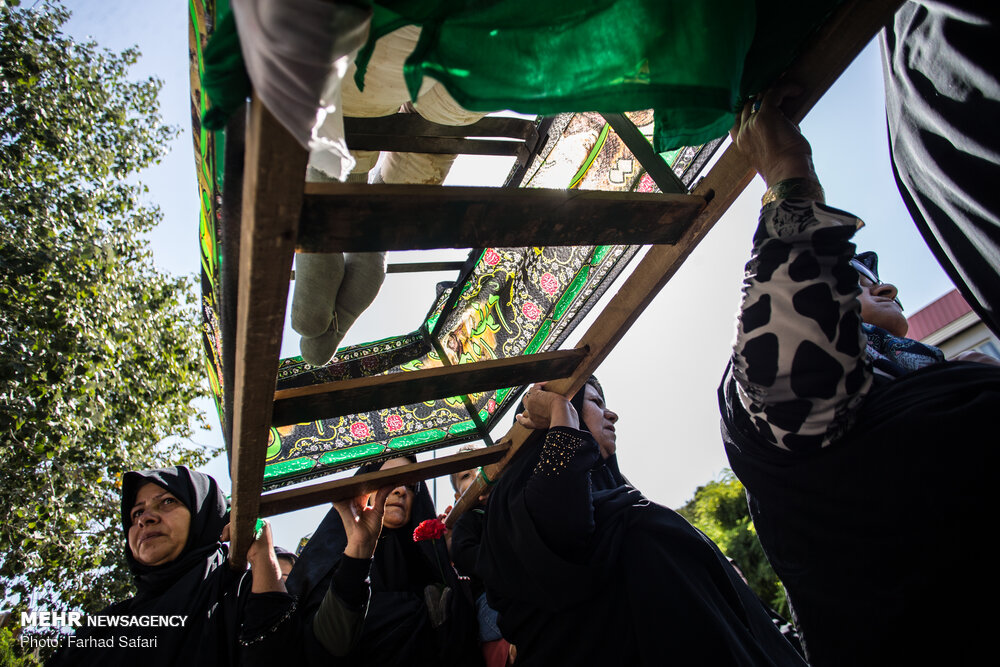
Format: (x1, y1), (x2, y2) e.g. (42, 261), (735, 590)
(906, 289), (973, 341)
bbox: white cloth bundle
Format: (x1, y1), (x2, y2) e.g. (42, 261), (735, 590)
(231, 0), (371, 181)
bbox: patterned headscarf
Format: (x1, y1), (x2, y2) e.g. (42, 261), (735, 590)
(853, 251), (944, 374)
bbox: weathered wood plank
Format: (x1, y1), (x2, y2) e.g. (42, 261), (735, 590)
(259, 443), (509, 517)
(219, 105), (245, 453)
(386, 261), (467, 274)
(297, 184), (706, 252)
(344, 135), (524, 156)
(228, 97), (308, 568)
(505, 116), (555, 188)
(272, 348), (588, 427)
(601, 112), (687, 194)
(345, 114), (537, 140)
(293, 261), (466, 280)
(446, 0), (904, 528)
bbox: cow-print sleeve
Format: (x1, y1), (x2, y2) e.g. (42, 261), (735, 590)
(730, 198), (873, 452)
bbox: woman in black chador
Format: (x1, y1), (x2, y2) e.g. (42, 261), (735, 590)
(477, 379), (804, 666)
(286, 455), (482, 667)
(47, 466), (295, 665)
(47, 465), (383, 666)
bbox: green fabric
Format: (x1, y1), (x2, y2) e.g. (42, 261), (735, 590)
(201, 2), (250, 131)
(356, 0), (756, 151)
(200, 0), (844, 148)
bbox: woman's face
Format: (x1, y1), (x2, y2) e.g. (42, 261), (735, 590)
(580, 384), (618, 459)
(858, 275), (908, 337)
(379, 458), (415, 530)
(127, 482), (191, 567)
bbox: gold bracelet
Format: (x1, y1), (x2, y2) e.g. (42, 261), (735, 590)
(761, 178), (825, 206)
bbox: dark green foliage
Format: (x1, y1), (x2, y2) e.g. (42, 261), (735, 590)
(677, 470), (790, 617)
(0, 624), (42, 666)
(1, 1), (215, 616)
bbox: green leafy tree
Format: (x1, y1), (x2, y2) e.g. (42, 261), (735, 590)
(678, 470), (790, 617)
(1, 1), (215, 616)
(0, 624), (42, 666)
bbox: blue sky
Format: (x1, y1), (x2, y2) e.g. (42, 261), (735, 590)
(64, 1), (954, 549)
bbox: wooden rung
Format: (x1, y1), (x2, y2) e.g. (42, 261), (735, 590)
(259, 443), (510, 517)
(293, 261), (466, 279)
(386, 261), (467, 274)
(343, 135), (525, 157)
(272, 347), (587, 427)
(601, 112), (687, 195)
(345, 114), (538, 141)
(297, 184), (706, 252)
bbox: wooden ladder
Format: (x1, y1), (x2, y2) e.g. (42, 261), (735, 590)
(226, 0), (902, 566)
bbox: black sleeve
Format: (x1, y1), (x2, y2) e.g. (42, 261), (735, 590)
(451, 508), (484, 578)
(522, 426), (601, 557)
(309, 555), (371, 658)
(241, 557), (372, 665)
(239, 591), (299, 665)
(331, 554), (371, 609)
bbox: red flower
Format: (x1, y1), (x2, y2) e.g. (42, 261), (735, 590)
(540, 272), (559, 295)
(522, 301), (541, 321)
(483, 248), (500, 266)
(413, 518), (447, 542)
(486, 398), (497, 414)
(349, 421), (370, 439)
(385, 414), (404, 432)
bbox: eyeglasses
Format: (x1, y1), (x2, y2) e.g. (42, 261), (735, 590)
(850, 259), (903, 311)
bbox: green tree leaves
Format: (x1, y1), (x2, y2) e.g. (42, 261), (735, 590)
(1, 2), (215, 615)
(677, 470), (791, 617)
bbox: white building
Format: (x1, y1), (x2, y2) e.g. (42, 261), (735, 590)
(906, 289), (1000, 360)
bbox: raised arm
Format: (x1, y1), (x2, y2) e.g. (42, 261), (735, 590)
(517, 385), (602, 556)
(238, 490), (390, 665)
(308, 487), (391, 657)
(727, 86), (872, 451)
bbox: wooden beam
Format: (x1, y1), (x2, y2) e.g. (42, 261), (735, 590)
(259, 443), (510, 516)
(386, 261), (466, 274)
(228, 97), (308, 568)
(293, 261), (468, 279)
(297, 184), (706, 252)
(446, 0), (903, 528)
(343, 135), (524, 157)
(345, 114), (537, 140)
(505, 116), (556, 188)
(272, 348), (587, 426)
(219, 104), (246, 454)
(601, 112), (687, 194)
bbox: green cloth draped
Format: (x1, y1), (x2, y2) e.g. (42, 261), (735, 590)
(201, 2), (250, 131)
(357, 0), (756, 151)
(202, 0), (844, 155)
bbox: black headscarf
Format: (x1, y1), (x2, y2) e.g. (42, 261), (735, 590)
(48, 466), (247, 667)
(120, 466), (231, 596)
(567, 376), (629, 492)
(273, 546), (297, 570)
(853, 250), (946, 375)
(286, 456), (481, 667)
(478, 381), (806, 666)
